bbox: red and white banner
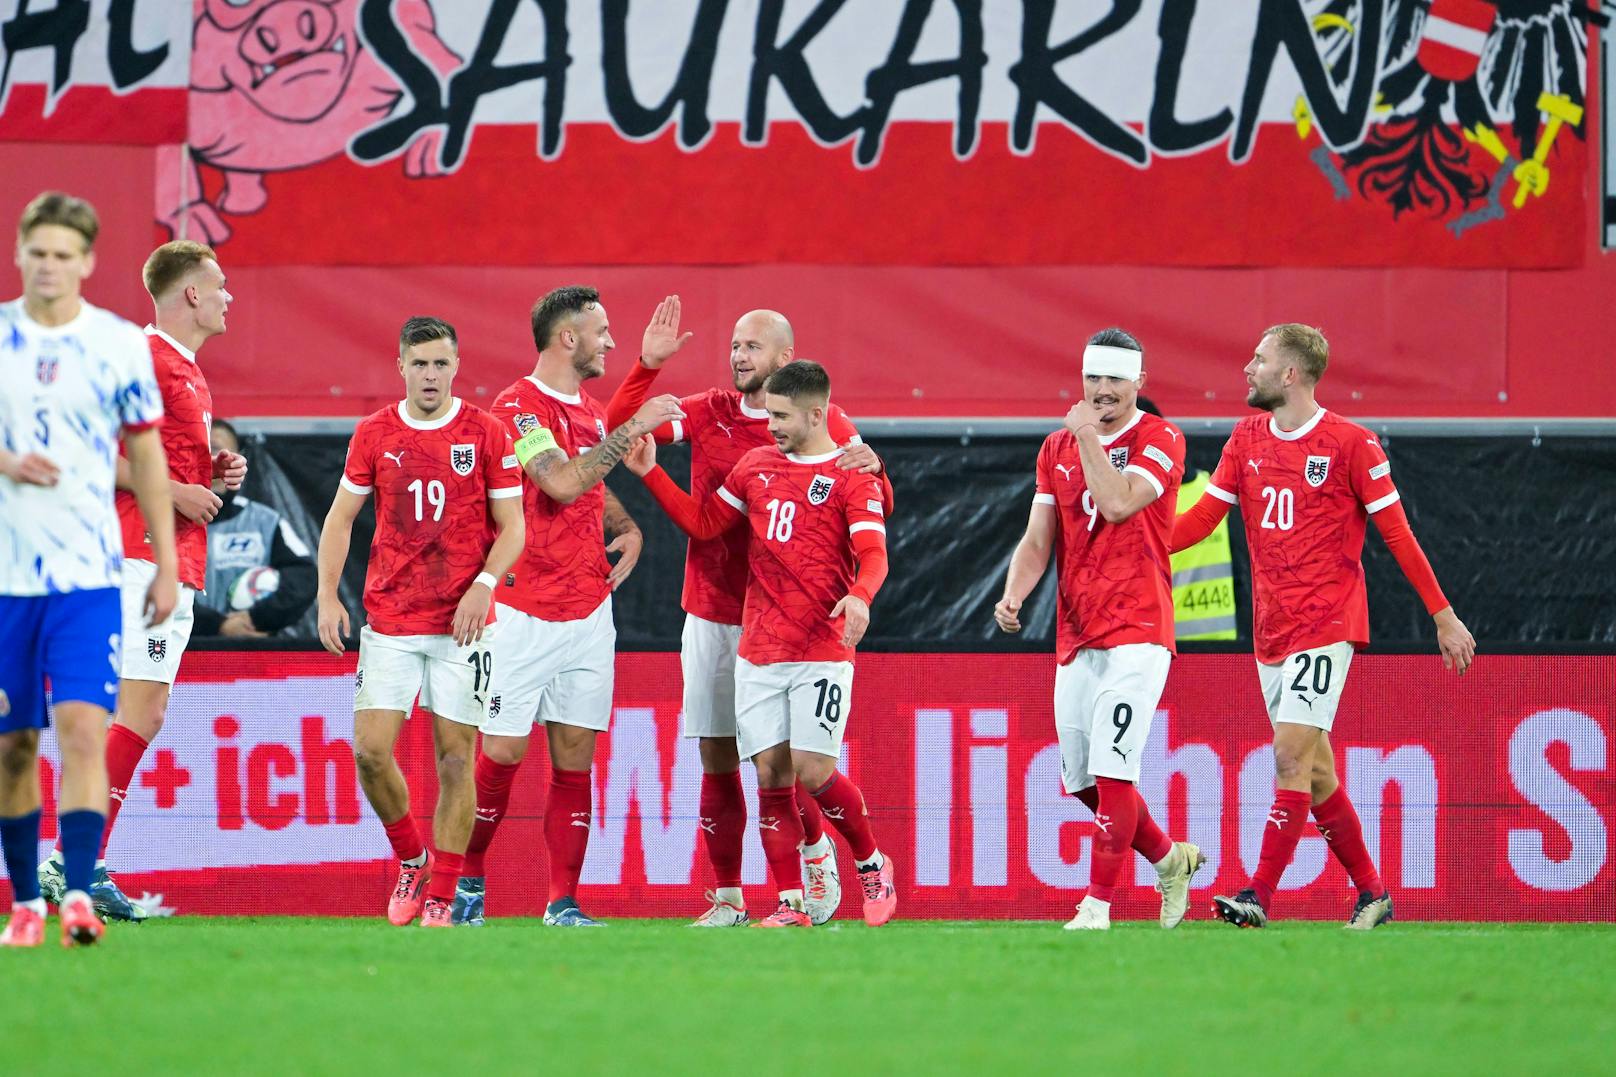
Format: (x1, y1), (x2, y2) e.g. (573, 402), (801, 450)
(0, 0), (188, 144)
(11, 651), (1612, 922)
(0, 2), (1597, 266)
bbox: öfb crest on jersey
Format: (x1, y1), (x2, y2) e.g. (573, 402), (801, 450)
(1108, 446), (1130, 471)
(807, 474), (836, 505)
(1305, 455), (1331, 488)
(451, 444), (476, 476)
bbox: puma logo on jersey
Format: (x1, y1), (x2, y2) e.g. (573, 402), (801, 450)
(758, 473), (774, 487)
(383, 451), (407, 468)
(1247, 459), (1262, 474)
(715, 421), (734, 438)
(1164, 426), (1180, 441)
(1055, 463), (1077, 481)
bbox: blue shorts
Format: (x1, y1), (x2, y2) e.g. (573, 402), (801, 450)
(0, 589), (121, 732)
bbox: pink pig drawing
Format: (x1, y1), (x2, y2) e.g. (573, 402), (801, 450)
(159, 0), (461, 244)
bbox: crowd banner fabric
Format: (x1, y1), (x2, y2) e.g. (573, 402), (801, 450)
(0, 2), (1597, 267)
(12, 651), (1612, 921)
(0, 0), (189, 143)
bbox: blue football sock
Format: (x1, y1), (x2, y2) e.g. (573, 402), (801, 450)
(58, 810), (105, 894)
(0, 810), (43, 903)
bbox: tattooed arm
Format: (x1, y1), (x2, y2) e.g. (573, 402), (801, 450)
(520, 394), (684, 504)
(602, 487), (644, 590)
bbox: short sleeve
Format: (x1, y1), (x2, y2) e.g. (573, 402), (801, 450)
(1349, 431), (1400, 514)
(844, 471), (887, 538)
(483, 415), (522, 498)
(340, 421), (375, 496)
(1033, 436), (1056, 506)
(1124, 423), (1185, 500)
(117, 332), (163, 431)
(1205, 430), (1242, 504)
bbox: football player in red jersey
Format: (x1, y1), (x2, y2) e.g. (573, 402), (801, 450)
(627, 360), (896, 929)
(460, 286), (684, 928)
(996, 329), (1207, 931)
(606, 306), (891, 926)
(316, 317), (525, 927)
(36, 240), (248, 922)
(1173, 324), (1474, 930)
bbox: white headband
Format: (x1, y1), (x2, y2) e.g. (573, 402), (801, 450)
(1082, 344), (1143, 380)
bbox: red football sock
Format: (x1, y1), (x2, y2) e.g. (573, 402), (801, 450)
(1251, 788), (1313, 909)
(811, 770), (877, 862)
(1312, 787), (1385, 896)
(795, 780), (825, 846)
(381, 812), (424, 863)
(463, 753), (520, 878)
(426, 850), (463, 903)
(1130, 789), (1173, 865)
(544, 768), (593, 905)
(757, 786), (805, 898)
(1087, 777), (1139, 903)
(1073, 786), (1171, 865)
(96, 724), (150, 858)
(699, 769), (746, 890)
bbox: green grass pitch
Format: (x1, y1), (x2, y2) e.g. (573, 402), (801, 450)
(5, 918), (1613, 1074)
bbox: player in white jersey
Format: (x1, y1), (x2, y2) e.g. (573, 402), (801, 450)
(0, 192), (178, 948)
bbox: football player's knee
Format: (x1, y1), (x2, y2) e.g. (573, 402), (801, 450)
(353, 740), (392, 780)
(1272, 745), (1310, 783)
(793, 753), (834, 790)
(436, 746), (471, 787)
(0, 730), (40, 778)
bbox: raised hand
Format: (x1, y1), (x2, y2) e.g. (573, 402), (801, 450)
(624, 434), (657, 477)
(1064, 400), (1104, 437)
(641, 294), (694, 368)
(632, 393), (685, 431)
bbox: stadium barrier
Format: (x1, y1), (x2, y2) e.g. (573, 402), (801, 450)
(12, 650), (1612, 922)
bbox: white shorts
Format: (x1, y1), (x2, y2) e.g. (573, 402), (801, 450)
(118, 558), (197, 685)
(353, 625), (491, 727)
(1257, 642), (1355, 732)
(733, 657), (854, 761)
(1053, 643), (1172, 791)
(483, 598), (615, 737)
(681, 613), (743, 739)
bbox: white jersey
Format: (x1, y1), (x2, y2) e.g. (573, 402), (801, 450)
(0, 298), (163, 596)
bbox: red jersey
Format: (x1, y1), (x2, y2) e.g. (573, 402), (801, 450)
(1034, 410), (1185, 663)
(117, 328), (212, 588)
(718, 445), (888, 665)
(1205, 408), (1400, 664)
(340, 399), (521, 636)
(489, 375), (612, 622)
(609, 360), (889, 624)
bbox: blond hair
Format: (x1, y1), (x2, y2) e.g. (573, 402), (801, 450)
(143, 240), (219, 301)
(17, 191), (99, 249)
(1263, 323), (1329, 384)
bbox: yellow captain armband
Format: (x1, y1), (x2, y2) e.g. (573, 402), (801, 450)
(513, 426), (559, 466)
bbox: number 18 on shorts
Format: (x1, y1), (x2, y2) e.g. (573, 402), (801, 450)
(734, 657), (854, 761)
(1053, 643), (1172, 791)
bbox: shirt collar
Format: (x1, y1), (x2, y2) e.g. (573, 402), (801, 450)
(144, 324), (196, 364)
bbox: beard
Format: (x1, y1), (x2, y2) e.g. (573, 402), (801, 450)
(1247, 383), (1284, 411)
(733, 370), (767, 393)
